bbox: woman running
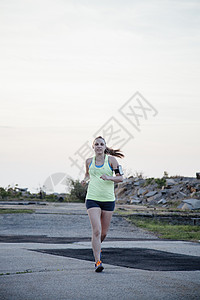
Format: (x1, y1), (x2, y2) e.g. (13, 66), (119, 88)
(81, 136), (124, 272)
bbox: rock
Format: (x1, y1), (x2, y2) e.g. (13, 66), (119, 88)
(166, 179), (176, 186)
(177, 203), (184, 209)
(153, 192), (163, 201)
(196, 191), (200, 199)
(190, 187), (197, 193)
(147, 196), (155, 202)
(129, 196), (142, 204)
(137, 188), (147, 196)
(158, 198), (167, 204)
(190, 192), (197, 198)
(115, 176), (200, 207)
(134, 181), (140, 186)
(183, 181), (189, 185)
(129, 195), (140, 200)
(130, 199), (142, 204)
(138, 179), (146, 185)
(116, 197), (127, 204)
(180, 203), (193, 210)
(183, 198), (200, 210)
(178, 191), (187, 197)
(133, 178), (145, 185)
(115, 187), (127, 198)
(161, 189), (168, 194)
(145, 191), (157, 197)
(125, 189), (133, 196)
(125, 183), (133, 191)
(143, 190), (149, 196)
(148, 199), (158, 206)
(119, 178), (131, 185)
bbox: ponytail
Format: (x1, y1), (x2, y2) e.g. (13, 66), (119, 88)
(93, 136), (124, 158)
(105, 147), (124, 158)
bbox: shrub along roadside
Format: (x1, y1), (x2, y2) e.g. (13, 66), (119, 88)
(65, 178), (87, 202)
(0, 178), (87, 203)
(125, 216), (200, 242)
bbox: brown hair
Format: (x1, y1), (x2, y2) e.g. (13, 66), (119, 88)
(93, 136), (124, 158)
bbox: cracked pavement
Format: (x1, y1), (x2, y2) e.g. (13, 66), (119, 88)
(0, 203), (200, 300)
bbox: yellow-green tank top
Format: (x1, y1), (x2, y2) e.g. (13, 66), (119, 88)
(86, 155), (115, 202)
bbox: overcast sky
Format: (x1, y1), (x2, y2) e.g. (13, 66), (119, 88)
(0, 0), (200, 193)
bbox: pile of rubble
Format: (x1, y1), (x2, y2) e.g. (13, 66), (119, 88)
(115, 176), (200, 210)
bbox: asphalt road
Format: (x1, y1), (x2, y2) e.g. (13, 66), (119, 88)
(0, 203), (200, 300)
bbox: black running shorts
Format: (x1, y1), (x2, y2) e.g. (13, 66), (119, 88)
(86, 199), (115, 211)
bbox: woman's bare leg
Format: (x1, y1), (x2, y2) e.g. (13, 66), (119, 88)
(101, 210), (113, 242)
(87, 207), (101, 262)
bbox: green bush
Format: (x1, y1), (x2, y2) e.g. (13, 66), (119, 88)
(45, 194), (58, 202)
(144, 178), (155, 186)
(0, 187), (8, 199)
(143, 177), (166, 188)
(0, 185), (22, 200)
(155, 178), (166, 188)
(66, 178), (87, 202)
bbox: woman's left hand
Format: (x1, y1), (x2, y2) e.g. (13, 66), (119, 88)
(100, 174), (110, 181)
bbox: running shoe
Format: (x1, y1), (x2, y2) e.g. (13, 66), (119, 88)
(95, 260), (104, 272)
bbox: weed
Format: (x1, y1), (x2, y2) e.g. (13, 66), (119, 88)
(163, 171), (169, 178)
(0, 209), (34, 214)
(16, 270), (33, 274)
(144, 178), (155, 186)
(155, 178), (166, 188)
(0, 270), (33, 276)
(127, 216), (200, 242)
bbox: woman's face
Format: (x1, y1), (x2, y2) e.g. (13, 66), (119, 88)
(93, 138), (106, 155)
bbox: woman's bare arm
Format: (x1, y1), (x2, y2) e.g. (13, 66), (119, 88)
(81, 158), (92, 186)
(100, 156), (123, 183)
